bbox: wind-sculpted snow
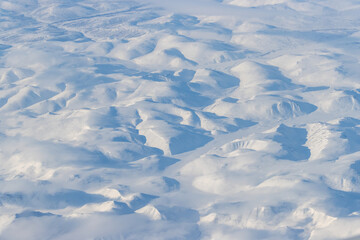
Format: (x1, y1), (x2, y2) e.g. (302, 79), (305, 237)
(1, 0), (360, 239)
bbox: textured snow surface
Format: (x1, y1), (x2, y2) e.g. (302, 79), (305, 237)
(1, 0), (360, 239)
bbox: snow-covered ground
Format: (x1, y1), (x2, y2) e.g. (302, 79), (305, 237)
(1, 0), (360, 239)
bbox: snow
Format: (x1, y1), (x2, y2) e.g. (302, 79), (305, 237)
(1, 0), (360, 239)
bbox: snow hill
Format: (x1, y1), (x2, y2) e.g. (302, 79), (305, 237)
(1, 0), (360, 239)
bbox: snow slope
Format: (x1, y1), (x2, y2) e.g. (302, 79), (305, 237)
(1, 0), (360, 239)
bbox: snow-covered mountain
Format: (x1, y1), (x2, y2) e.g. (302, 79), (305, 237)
(1, 0), (360, 239)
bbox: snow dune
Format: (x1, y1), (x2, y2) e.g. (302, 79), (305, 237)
(1, 0), (360, 239)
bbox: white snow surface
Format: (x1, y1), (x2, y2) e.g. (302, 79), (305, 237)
(1, 0), (360, 239)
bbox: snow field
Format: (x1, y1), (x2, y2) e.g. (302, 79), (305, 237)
(1, 0), (360, 239)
